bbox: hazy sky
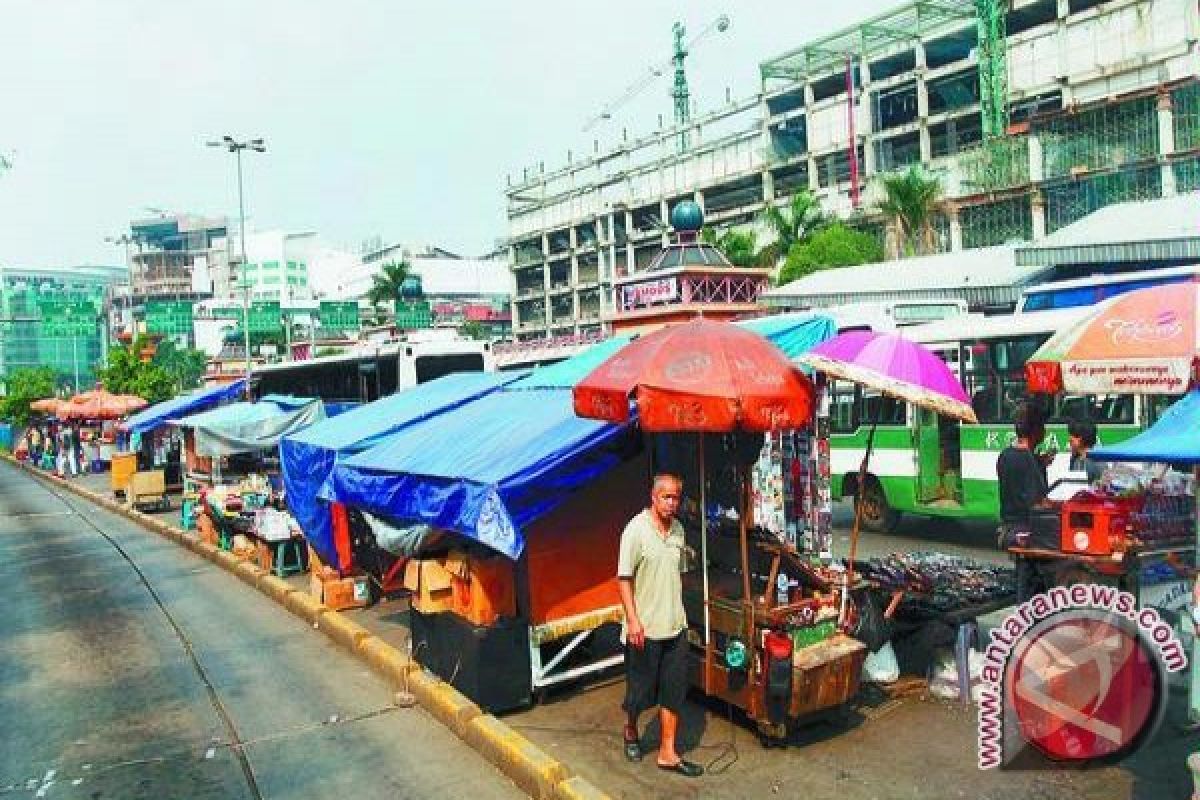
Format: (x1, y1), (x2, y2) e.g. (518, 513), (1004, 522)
(1, 1), (894, 267)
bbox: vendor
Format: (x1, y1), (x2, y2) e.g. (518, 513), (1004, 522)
(1067, 419), (1106, 482)
(996, 402), (1052, 537)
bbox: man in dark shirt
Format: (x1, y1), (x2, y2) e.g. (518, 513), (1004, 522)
(997, 403), (1054, 599)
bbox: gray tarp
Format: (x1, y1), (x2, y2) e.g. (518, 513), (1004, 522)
(174, 396), (325, 457)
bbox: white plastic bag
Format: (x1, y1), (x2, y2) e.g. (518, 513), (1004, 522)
(862, 641), (899, 684)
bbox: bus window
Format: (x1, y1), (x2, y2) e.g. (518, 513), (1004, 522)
(829, 381), (859, 433)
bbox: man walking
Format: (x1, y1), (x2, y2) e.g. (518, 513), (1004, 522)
(617, 473), (702, 778)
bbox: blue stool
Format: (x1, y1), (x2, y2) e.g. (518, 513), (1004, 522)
(271, 539), (307, 577)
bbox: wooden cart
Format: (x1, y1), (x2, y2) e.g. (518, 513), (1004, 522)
(127, 469), (171, 512)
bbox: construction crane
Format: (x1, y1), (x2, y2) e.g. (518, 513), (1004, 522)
(976, 0), (1008, 138)
(583, 14), (731, 154)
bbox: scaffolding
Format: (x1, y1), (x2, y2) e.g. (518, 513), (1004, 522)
(959, 135), (1030, 192)
(1038, 96), (1159, 179)
(959, 195), (1032, 249)
(1044, 164), (1162, 234)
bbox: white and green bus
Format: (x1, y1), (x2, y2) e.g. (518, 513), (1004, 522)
(828, 308), (1154, 530)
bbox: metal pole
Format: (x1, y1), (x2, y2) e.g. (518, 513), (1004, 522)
(236, 147), (251, 395)
(72, 334), (79, 392)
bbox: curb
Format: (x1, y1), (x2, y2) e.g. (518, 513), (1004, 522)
(1, 455), (610, 800)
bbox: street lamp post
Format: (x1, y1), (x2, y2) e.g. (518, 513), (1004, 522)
(207, 135), (266, 396)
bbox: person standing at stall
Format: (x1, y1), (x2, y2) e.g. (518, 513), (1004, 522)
(1067, 419), (1106, 483)
(997, 403), (1054, 598)
(617, 473), (702, 779)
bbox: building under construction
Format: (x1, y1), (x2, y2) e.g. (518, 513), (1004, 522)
(505, 0), (1200, 340)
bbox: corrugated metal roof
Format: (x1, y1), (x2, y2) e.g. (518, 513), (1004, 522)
(763, 246), (1045, 309)
(1016, 192), (1200, 267)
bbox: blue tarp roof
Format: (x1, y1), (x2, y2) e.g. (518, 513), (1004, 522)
(1093, 389), (1200, 464)
(330, 388), (631, 559)
(121, 380), (246, 434)
(280, 372), (521, 568)
(508, 337), (632, 390)
(737, 313), (838, 363)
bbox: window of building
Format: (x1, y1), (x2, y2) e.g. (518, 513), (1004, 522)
(872, 80), (919, 131)
(927, 69), (980, 115)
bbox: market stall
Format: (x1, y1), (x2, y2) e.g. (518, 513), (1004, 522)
(1091, 388), (1200, 724)
(574, 318), (865, 743)
(175, 395), (325, 572)
(279, 371), (519, 589)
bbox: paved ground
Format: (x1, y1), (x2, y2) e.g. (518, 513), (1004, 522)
(52, 468), (1200, 799)
(0, 461), (521, 800)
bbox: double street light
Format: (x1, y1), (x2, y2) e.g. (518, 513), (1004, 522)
(206, 135), (266, 394)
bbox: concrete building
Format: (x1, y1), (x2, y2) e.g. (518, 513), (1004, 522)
(0, 264), (126, 390)
(506, 0), (1200, 341)
(129, 213), (227, 302)
(209, 230), (319, 307)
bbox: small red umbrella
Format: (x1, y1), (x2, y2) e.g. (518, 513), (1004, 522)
(573, 318), (815, 431)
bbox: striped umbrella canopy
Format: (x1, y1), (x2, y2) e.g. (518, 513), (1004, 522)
(1025, 280), (1200, 395)
(30, 397), (67, 415)
(797, 330), (976, 423)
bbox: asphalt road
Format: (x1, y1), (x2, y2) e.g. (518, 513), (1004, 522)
(0, 461), (521, 800)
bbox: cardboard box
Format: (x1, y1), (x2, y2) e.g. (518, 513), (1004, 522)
(322, 575), (371, 611)
(452, 557), (516, 627)
(411, 559), (456, 614)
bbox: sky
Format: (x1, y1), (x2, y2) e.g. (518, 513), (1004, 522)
(0, 1), (895, 268)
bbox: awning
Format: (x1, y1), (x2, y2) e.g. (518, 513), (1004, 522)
(330, 389), (632, 559)
(174, 395), (325, 457)
(737, 312), (837, 363)
(280, 372), (521, 569)
(120, 380), (246, 434)
(1092, 390), (1200, 464)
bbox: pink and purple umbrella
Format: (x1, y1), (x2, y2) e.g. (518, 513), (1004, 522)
(797, 330), (977, 424)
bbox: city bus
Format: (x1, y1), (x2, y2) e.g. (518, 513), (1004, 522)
(803, 299), (968, 334)
(250, 334), (494, 405)
(827, 308), (1152, 530)
(1017, 265), (1200, 313)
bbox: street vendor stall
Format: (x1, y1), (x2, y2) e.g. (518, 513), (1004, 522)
(574, 318), (866, 744)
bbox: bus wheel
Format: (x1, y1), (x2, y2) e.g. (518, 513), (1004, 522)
(860, 480), (900, 533)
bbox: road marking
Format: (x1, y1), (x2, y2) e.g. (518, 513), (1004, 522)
(5, 511), (77, 519)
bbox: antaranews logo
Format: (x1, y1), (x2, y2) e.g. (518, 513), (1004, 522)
(977, 584), (1187, 769)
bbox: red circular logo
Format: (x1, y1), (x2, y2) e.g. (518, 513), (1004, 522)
(1008, 615), (1160, 762)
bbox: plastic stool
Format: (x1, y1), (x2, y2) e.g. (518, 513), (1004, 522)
(272, 539), (306, 577)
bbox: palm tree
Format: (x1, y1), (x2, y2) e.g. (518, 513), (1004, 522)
(700, 226), (763, 267)
(365, 260), (412, 319)
(759, 190), (828, 266)
(877, 167), (945, 258)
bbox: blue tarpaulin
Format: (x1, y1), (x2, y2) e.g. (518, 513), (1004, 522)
(1093, 389), (1200, 464)
(331, 388), (631, 559)
(280, 372), (520, 569)
(508, 337), (631, 390)
(121, 380), (246, 435)
(737, 313), (838, 363)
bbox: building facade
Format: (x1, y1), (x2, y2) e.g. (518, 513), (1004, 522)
(506, 0), (1200, 340)
(129, 213), (227, 302)
(0, 264), (126, 390)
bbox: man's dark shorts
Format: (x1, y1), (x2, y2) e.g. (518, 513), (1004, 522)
(623, 631), (688, 715)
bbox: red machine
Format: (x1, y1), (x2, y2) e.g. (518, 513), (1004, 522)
(1059, 492), (1143, 556)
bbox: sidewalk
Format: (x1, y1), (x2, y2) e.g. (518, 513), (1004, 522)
(59, 467), (1198, 800)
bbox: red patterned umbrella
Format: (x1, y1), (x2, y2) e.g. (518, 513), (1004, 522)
(573, 318), (815, 432)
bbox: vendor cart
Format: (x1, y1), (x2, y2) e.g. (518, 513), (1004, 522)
(575, 319), (867, 743)
(127, 469), (171, 512)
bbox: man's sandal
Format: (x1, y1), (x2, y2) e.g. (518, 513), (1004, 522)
(657, 760), (703, 777)
(623, 737), (643, 762)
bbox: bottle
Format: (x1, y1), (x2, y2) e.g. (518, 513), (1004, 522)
(776, 573), (790, 606)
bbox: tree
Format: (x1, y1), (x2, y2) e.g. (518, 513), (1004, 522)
(366, 260), (412, 317)
(96, 337), (175, 404)
(152, 339), (208, 393)
(459, 321), (491, 341)
(878, 167), (945, 258)
(700, 226), (763, 267)
(759, 190), (829, 266)
(778, 224), (885, 285)
(0, 366), (56, 426)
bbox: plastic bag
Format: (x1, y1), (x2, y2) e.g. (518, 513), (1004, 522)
(862, 641), (899, 684)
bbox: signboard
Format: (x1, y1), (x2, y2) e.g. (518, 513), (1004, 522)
(145, 300), (195, 336)
(620, 277), (678, 311)
(394, 301), (432, 330)
(37, 299), (98, 337)
(319, 301), (359, 331)
(248, 301), (283, 334)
